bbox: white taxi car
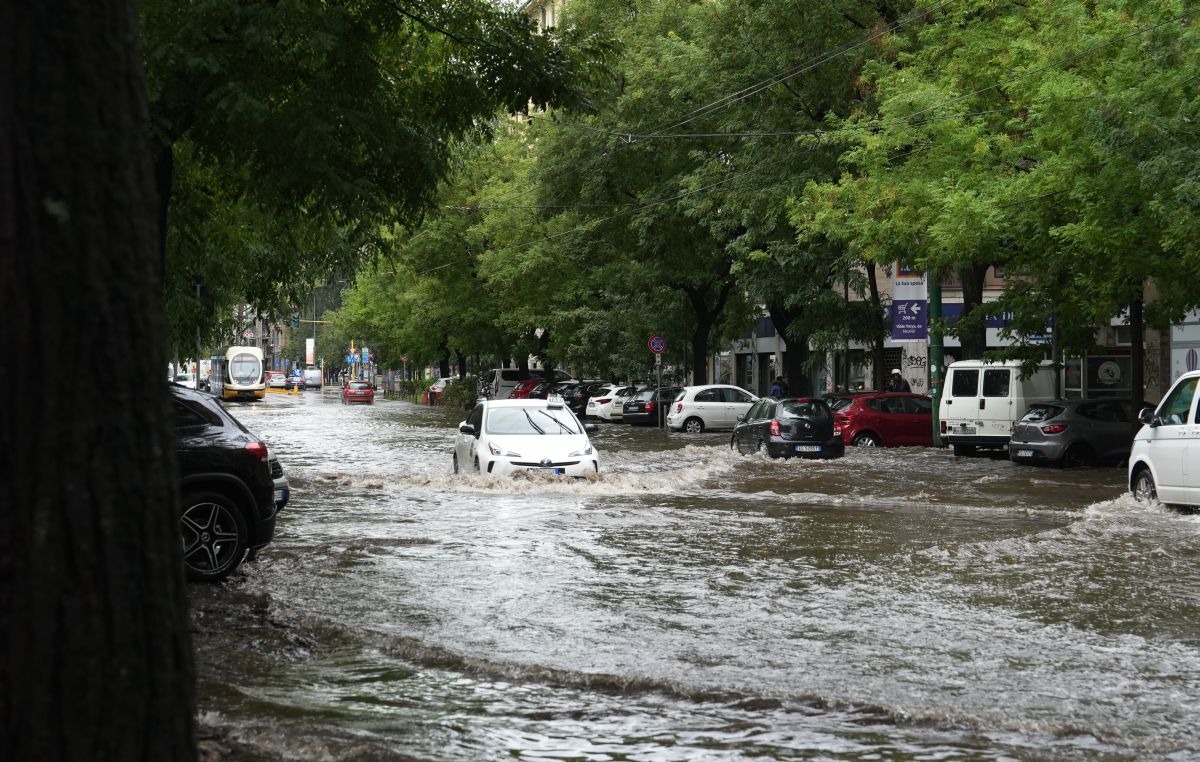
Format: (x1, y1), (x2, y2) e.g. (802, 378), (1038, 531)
(453, 396), (600, 477)
(1129, 370), (1200, 508)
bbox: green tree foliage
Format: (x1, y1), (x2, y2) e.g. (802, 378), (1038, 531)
(141, 0), (597, 353)
(799, 0), (1198, 406)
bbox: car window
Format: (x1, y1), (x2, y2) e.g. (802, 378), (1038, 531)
(486, 406), (581, 435)
(1158, 377), (1198, 426)
(743, 400), (763, 421)
(982, 369), (1011, 398)
(950, 369), (979, 397)
(829, 397), (856, 412)
(349, 381), (371, 389)
(466, 405), (484, 433)
(723, 388), (753, 404)
(172, 399), (209, 429)
(1021, 404), (1063, 422)
(780, 400), (830, 420)
(903, 397), (932, 414)
(694, 388), (721, 403)
(631, 390), (653, 402)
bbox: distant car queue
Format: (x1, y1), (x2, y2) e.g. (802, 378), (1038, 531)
(451, 362), (1199, 509)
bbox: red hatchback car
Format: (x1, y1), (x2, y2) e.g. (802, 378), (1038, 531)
(340, 380), (375, 405)
(508, 379), (542, 400)
(832, 392), (933, 447)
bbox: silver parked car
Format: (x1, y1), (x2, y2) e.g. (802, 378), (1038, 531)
(1009, 398), (1140, 468)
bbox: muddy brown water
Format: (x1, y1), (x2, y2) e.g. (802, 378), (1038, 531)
(189, 391), (1200, 760)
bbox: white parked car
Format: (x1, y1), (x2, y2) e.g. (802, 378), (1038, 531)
(453, 397), (600, 477)
(1129, 370), (1200, 507)
(172, 372), (196, 389)
(586, 385), (637, 421)
(666, 384), (759, 433)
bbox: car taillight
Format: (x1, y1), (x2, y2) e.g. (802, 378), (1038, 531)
(1041, 423), (1068, 434)
(940, 420), (947, 434)
(245, 441), (268, 460)
(770, 420), (780, 436)
(676, 402), (683, 413)
(596, 398), (610, 404)
(646, 401), (655, 412)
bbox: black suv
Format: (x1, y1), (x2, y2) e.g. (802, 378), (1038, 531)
(171, 384), (285, 582)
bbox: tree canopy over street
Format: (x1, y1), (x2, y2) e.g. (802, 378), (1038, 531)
(336, 0), (1197, 401)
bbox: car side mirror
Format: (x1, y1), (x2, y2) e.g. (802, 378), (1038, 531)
(584, 423), (598, 433)
(458, 422), (475, 435)
(736, 415), (744, 422)
(1137, 407), (1158, 427)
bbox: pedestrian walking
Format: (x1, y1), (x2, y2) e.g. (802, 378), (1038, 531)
(769, 377), (784, 396)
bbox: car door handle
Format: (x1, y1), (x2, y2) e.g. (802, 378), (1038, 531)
(979, 399), (986, 410)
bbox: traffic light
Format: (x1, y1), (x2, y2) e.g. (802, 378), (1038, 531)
(291, 312), (300, 328)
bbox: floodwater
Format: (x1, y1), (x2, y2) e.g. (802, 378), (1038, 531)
(190, 391), (1200, 760)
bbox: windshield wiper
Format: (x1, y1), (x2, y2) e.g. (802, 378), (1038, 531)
(537, 410), (576, 434)
(523, 409), (546, 435)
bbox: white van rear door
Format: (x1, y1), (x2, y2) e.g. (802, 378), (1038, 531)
(943, 367), (980, 434)
(980, 368), (1014, 438)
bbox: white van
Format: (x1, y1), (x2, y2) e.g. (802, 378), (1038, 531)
(939, 360), (1057, 456)
(1129, 370), (1200, 507)
(303, 365), (322, 389)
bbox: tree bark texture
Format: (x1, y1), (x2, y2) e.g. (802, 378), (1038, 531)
(0, 2), (197, 759)
(768, 305), (814, 397)
(866, 263), (885, 391)
(957, 263), (991, 360)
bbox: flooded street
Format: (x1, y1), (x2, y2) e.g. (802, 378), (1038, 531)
(191, 391), (1200, 760)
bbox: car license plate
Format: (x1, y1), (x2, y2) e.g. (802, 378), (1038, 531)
(956, 425), (977, 435)
(274, 488), (288, 503)
(1016, 449), (1034, 458)
(795, 445), (821, 452)
(554, 468), (565, 476)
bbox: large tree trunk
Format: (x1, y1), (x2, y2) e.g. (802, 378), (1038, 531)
(768, 306), (814, 397)
(1130, 293), (1145, 439)
(681, 277), (733, 387)
(1, 3), (196, 759)
(958, 262), (991, 360)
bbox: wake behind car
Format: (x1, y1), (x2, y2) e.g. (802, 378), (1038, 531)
(171, 384), (282, 582)
(453, 396), (600, 477)
(732, 397), (845, 459)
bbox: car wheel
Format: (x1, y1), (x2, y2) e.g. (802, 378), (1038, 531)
(180, 491), (248, 583)
(1132, 469), (1158, 505)
(683, 417), (704, 434)
(852, 433), (879, 447)
(952, 444), (976, 457)
(453, 454), (459, 474)
(1061, 444), (1095, 468)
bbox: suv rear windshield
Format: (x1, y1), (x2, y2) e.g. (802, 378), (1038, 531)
(1021, 404), (1064, 423)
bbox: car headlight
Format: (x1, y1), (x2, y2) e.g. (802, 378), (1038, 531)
(568, 444), (594, 457)
(488, 441), (521, 458)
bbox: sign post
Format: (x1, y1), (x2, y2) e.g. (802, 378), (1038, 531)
(649, 336), (667, 428)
